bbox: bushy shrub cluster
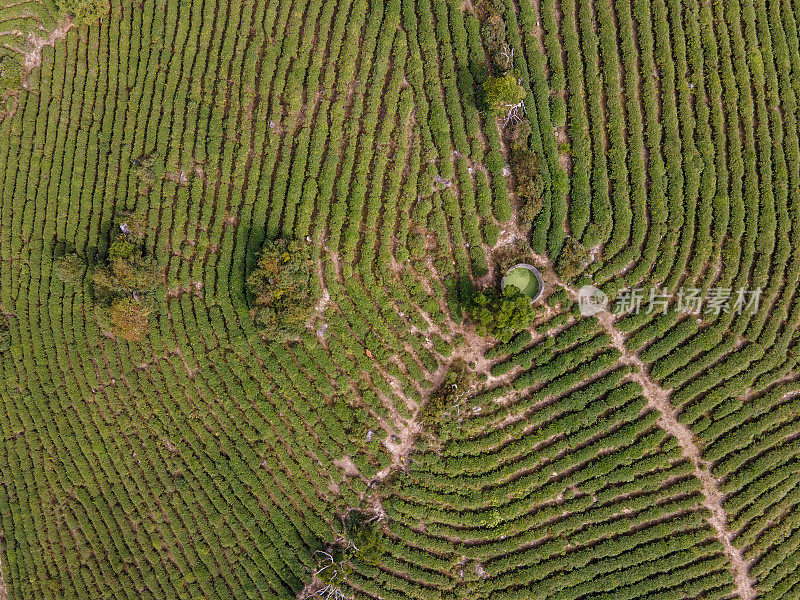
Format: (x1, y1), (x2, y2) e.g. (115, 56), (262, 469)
(483, 72), (527, 115)
(468, 285), (537, 343)
(343, 510), (386, 565)
(94, 297), (152, 343)
(53, 253), (86, 285)
(476, 0), (509, 70)
(247, 238), (316, 343)
(307, 509), (386, 597)
(92, 241), (161, 299)
(55, 212), (161, 341)
(512, 144), (545, 222)
(555, 237), (590, 280)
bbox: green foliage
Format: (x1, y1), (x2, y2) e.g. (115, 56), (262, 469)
(0, 57), (22, 109)
(420, 358), (476, 441)
(483, 72), (527, 115)
(308, 510), (385, 596)
(479, 12), (507, 70)
(117, 211), (148, 241)
(53, 253), (86, 285)
(1, 1), (797, 599)
(469, 285), (537, 343)
(92, 255), (161, 299)
(315, 549), (352, 586)
(344, 511), (386, 565)
(89, 211), (162, 339)
(247, 238), (315, 342)
(0, 316), (10, 352)
(555, 237), (590, 280)
(56, 0), (109, 24)
(511, 146), (544, 222)
(94, 297), (152, 342)
(550, 95), (567, 127)
(131, 156), (159, 188)
(108, 237), (136, 260)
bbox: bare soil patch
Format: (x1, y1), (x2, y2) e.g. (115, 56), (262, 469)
(23, 19), (73, 74)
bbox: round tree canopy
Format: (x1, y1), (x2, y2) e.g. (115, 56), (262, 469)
(502, 264), (543, 301)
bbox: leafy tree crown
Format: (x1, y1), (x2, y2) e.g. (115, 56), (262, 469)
(469, 285), (537, 343)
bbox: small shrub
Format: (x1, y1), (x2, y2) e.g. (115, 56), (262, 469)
(550, 95), (567, 127)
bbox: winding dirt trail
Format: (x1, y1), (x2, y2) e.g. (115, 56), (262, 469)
(594, 309), (756, 600)
(530, 254), (756, 600)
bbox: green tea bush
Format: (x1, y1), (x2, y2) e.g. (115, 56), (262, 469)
(549, 95), (566, 127)
(0, 56), (21, 108)
(0, 315), (10, 352)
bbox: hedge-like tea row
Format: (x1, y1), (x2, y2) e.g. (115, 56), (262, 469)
(2, 0), (800, 598)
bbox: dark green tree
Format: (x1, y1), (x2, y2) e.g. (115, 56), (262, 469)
(247, 238), (316, 342)
(469, 285), (537, 342)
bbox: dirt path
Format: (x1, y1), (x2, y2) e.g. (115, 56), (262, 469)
(528, 253), (757, 600)
(593, 310), (756, 600)
(23, 19), (73, 73)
